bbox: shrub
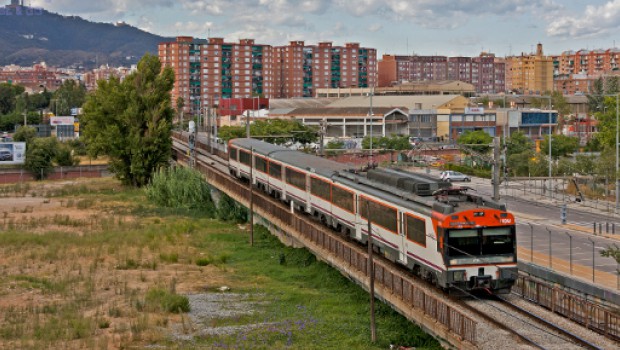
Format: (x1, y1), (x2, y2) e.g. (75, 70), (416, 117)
(24, 137), (58, 180)
(217, 193), (247, 223)
(145, 166), (216, 215)
(195, 258), (210, 266)
(144, 288), (190, 313)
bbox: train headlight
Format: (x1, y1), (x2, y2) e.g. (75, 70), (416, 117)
(451, 270), (466, 282)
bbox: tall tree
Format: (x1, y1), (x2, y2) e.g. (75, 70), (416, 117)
(592, 95), (620, 150)
(540, 134), (579, 159)
(457, 130), (493, 154)
(51, 80), (87, 116)
(506, 131), (534, 157)
(81, 54), (175, 187)
(587, 77), (605, 112)
(0, 83), (25, 115)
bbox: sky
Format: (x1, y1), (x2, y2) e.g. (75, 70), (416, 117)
(25, 0), (620, 57)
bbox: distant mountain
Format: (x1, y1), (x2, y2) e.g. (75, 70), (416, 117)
(0, 6), (171, 68)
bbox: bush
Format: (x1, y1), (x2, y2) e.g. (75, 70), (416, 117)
(145, 166), (216, 215)
(217, 193), (247, 223)
(195, 258), (210, 266)
(55, 142), (80, 166)
(24, 137), (58, 180)
(144, 288), (190, 313)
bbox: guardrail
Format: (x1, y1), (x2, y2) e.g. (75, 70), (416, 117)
(172, 141), (478, 347)
(513, 275), (619, 341)
(0, 165), (109, 184)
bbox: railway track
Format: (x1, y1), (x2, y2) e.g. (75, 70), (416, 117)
(461, 292), (613, 349)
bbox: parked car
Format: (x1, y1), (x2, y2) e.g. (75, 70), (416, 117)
(0, 149), (12, 161)
(440, 170), (471, 182)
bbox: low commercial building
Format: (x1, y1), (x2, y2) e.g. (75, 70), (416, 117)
(269, 107), (409, 141)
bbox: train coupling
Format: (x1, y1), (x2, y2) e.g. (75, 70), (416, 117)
(470, 275), (492, 289)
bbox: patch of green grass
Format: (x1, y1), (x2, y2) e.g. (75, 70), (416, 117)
(12, 275), (69, 294)
(159, 252), (179, 263)
(195, 257), (210, 266)
(144, 288), (190, 313)
(187, 225), (442, 350)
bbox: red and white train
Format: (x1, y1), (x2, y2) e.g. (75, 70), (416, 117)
(228, 138), (517, 294)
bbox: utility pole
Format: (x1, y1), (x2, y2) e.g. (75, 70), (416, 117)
(319, 118), (326, 156)
(206, 105), (212, 153)
(369, 88), (374, 168)
(614, 92), (620, 213)
(249, 147), (254, 246)
(366, 201), (377, 342)
(493, 137), (501, 201)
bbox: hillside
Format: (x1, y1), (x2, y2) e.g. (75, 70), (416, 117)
(0, 7), (170, 68)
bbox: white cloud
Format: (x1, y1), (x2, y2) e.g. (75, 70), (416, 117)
(173, 21), (214, 36)
(547, 0), (620, 39)
(334, 0), (559, 28)
(368, 23), (382, 32)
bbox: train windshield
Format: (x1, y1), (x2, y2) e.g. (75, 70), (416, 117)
(446, 226), (515, 266)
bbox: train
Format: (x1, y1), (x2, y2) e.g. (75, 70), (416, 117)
(228, 138), (517, 294)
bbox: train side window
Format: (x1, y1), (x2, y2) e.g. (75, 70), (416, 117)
(229, 148), (238, 162)
(239, 150), (251, 166)
(285, 167), (306, 190)
(255, 156), (267, 173)
(311, 177), (331, 201)
(360, 197), (397, 233)
(269, 162), (282, 179)
(332, 185), (354, 213)
(405, 214), (426, 247)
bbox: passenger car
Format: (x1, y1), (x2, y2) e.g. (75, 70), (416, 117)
(0, 149), (12, 161)
(440, 170), (471, 182)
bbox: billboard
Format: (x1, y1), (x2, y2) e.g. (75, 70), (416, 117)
(0, 142), (26, 165)
(465, 107), (485, 115)
(50, 116), (75, 126)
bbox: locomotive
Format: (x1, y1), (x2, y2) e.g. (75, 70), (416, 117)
(228, 138), (517, 294)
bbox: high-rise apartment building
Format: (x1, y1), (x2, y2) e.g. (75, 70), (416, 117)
(159, 37), (376, 115)
(273, 41), (376, 98)
(378, 53), (505, 94)
(158, 36), (275, 116)
(505, 43), (553, 95)
(552, 48), (620, 76)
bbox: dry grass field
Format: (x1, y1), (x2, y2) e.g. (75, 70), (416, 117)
(0, 177), (440, 350)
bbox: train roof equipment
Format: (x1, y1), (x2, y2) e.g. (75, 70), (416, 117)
(366, 168), (449, 196)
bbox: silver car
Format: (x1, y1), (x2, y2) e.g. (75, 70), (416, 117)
(440, 170), (471, 182)
(0, 149), (12, 161)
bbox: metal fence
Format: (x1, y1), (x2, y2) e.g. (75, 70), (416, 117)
(513, 275), (619, 341)
(173, 144), (478, 345)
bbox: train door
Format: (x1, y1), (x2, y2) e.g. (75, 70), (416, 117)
(355, 195), (364, 242)
(399, 211), (406, 263)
